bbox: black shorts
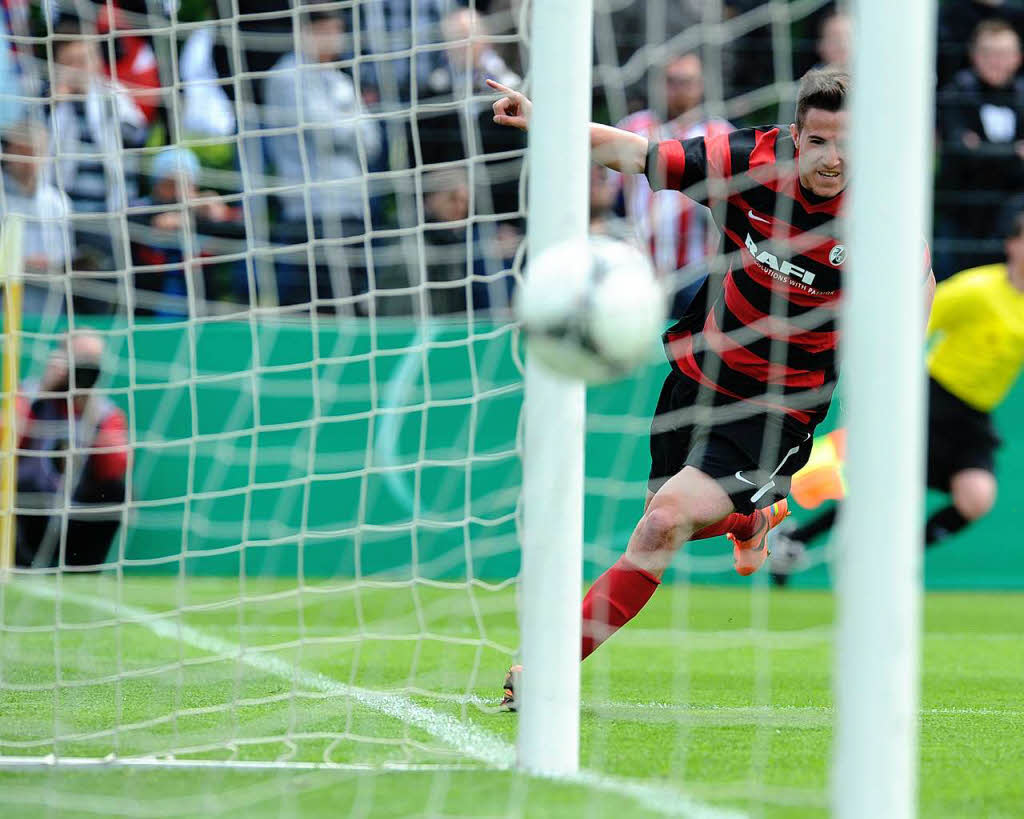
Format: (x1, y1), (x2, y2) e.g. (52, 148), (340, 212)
(648, 370), (814, 515)
(926, 376), (1000, 490)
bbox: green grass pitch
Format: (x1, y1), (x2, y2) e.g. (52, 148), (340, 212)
(1, 577), (1021, 818)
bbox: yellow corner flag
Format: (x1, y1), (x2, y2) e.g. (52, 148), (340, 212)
(0, 214), (24, 573)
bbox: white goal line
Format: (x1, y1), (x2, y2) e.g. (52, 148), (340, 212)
(0, 756), (480, 773)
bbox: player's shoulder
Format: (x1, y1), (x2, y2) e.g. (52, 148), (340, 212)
(944, 263), (1006, 294)
(951, 263), (1004, 282)
(726, 125), (794, 165)
(727, 124), (788, 144)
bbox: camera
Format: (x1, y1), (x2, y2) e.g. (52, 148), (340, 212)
(55, 363), (101, 392)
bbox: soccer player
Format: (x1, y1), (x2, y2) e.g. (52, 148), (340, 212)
(771, 213), (1024, 584)
(488, 68), (935, 694)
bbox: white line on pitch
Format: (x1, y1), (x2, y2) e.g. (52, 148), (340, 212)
(15, 581), (744, 819)
(0, 755), (481, 773)
(585, 701), (1023, 721)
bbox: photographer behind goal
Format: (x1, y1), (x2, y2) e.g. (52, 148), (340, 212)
(15, 332), (128, 568)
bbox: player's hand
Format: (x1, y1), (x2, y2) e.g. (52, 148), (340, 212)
(487, 79), (531, 131)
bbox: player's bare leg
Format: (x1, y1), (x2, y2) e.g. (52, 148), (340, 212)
(503, 469), (783, 708)
(926, 468), (996, 545)
(950, 469), (997, 521)
(649, 484), (792, 576)
(579, 466), (734, 661)
(625, 467), (735, 578)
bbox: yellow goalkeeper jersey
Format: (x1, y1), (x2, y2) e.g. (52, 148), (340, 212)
(926, 264), (1024, 412)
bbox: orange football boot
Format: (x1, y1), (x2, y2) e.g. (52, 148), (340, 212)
(728, 498), (790, 576)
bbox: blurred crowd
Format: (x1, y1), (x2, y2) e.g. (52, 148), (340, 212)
(0, 0), (1020, 319)
(0, 0), (528, 318)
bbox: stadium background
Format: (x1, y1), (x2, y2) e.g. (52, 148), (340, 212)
(12, 315), (1021, 589)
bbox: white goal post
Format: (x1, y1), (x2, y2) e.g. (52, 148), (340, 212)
(837, 0), (936, 816)
(516, 0), (592, 776)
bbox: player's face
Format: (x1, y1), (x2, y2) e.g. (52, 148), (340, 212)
(790, 108), (849, 198)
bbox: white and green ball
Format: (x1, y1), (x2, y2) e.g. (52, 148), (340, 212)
(516, 236), (666, 383)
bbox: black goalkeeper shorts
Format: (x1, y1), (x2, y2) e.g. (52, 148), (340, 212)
(926, 376), (1000, 491)
(648, 370), (814, 515)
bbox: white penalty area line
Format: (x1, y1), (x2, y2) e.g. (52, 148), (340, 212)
(14, 582), (744, 819)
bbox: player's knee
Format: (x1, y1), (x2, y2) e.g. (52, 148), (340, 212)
(953, 473), (996, 521)
(634, 505), (691, 554)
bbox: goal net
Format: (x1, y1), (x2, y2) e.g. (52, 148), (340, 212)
(0, 1), (930, 816)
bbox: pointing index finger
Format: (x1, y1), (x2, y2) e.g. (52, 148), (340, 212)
(486, 79), (515, 96)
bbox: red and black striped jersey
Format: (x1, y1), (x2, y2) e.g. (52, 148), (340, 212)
(646, 126), (848, 432)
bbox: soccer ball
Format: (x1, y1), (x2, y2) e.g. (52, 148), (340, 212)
(515, 236), (666, 383)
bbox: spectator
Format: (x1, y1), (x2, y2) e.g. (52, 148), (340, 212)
(0, 120), (74, 316)
(416, 7), (525, 221)
(263, 7), (382, 310)
(420, 167), (519, 315)
(178, 27), (236, 141)
(429, 6), (520, 98)
(15, 331), (128, 569)
(614, 52), (732, 314)
(815, 10), (852, 70)
(937, 0), (1024, 87)
(936, 19), (1024, 277)
(361, 0), (459, 103)
(0, 10), (24, 130)
(594, 0), (702, 74)
(722, 0), (775, 104)
(48, 18), (149, 267)
(589, 165), (631, 240)
(95, 2), (163, 125)
(422, 168), (471, 315)
(128, 146), (241, 316)
(728, 2), (837, 115)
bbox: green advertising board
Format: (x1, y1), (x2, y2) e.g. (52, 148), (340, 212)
(9, 316), (1023, 588)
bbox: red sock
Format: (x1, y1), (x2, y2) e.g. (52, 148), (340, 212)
(691, 510), (761, 542)
(581, 555), (660, 661)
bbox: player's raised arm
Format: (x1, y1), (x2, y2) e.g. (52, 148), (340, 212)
(487, 79), (648, 174)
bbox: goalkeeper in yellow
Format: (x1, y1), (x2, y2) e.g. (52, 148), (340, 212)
(770, 213), (1024, 583)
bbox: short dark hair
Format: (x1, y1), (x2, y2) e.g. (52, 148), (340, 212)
(818, 10), (850, 37)
(304, 8), (341, 27)
(51, 17), (92, 58)
(795, 66), (849, 129)
(52, 17), (90, 39)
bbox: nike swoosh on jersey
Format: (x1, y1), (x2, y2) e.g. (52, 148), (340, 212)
(748, 209), (771, 225)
